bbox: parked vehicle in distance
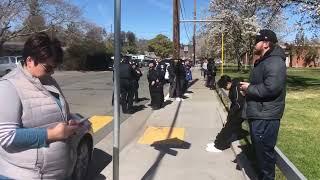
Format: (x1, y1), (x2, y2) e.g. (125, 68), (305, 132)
(0, 56), (23, 76)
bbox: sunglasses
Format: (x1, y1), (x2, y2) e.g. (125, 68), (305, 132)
(40, 63), (56, 73)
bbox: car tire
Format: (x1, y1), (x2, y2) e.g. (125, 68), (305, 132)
(72, 139), (92, 180)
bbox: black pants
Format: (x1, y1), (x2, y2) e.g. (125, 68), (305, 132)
(249, 119), (280, 180)
(169, 80), (175, 98)
(174, 78), (185, 98)
(215, 110), (244, 150)
(149, 85), (164, 109)
(133, 80), (139, 102)
(120, 79), (134, 112)
(206, 75), (216, 89)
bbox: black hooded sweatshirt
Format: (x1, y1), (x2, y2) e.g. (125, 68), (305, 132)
(246, 45), (287, 120)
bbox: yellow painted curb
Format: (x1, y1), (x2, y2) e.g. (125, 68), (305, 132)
(89, 115), (113, 133)
(138, 126), (185, 144)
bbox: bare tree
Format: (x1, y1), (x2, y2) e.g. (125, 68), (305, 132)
(0, 0), (81, 50)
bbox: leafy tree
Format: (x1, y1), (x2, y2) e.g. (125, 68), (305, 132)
(147, 34), (172, 58)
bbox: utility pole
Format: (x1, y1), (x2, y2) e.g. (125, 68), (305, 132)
(193, 0), (196, 65)
(173, 0), (180, 59)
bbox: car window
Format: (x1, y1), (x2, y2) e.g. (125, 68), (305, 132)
(17, 56), (23, 62)
(10, 57), (16, 63)
(0, 57), (9, 64)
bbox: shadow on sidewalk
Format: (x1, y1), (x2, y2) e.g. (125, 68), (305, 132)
(141, 138), (191, 180)
(188, 78), (199, 88)
(141, 101), (192, 180)
(235, 144), (259, 180)
(87, 148), (112, 179)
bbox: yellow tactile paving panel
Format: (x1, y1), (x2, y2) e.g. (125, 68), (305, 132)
(89, 115), (113, 133)
(138, 126), (185, 144)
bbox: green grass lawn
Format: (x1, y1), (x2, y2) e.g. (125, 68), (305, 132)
(218, 66), (320, 179)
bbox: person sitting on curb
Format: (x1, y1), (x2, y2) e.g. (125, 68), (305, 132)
(206, 75), (248, 152)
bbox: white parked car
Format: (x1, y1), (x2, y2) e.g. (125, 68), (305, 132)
(0, 56), (23, 76)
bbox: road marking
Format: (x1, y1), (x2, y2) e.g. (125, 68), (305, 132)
(89, 115), (113, 133)
(138, 126), (185, 144)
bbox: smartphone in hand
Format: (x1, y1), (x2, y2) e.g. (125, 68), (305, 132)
(70, 113), (88, 124)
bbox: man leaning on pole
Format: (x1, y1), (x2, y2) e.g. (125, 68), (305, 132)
(240, 29), (287, 180)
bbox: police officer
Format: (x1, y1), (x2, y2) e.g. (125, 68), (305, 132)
(119, 58), (135, 113)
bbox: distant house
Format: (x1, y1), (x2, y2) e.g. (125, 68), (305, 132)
(287, 45), (320, 67)
(144, 51), (158, 60)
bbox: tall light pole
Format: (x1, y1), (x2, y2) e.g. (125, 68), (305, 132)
(113, 0), (121, 179)
(173, 0), (180, 59)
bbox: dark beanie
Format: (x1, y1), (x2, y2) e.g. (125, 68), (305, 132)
(255, 29), (278, 44)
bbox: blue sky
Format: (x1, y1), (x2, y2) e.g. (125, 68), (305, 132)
(71, 0), (210, 44)
(71, 0), (314, 44)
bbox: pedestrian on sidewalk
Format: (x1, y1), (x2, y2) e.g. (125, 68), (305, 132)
(147, 62), (164, 110)
(206, 58), (217, 89)
(202, 59), (208, 80)
(168, 60), (176, 99)
(0, 32), (81, 179)
(184, 60), (192, 92)
(240, 29), (287, 180)
(206, 75), (247, 153)
(131, 61), (143, 103)
(174, 59), (186, 101)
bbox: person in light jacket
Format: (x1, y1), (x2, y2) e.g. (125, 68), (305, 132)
(0, 32), (81, 179)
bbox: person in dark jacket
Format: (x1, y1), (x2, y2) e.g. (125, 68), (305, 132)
(131, 61), (142, 103)
(174, 59), (186, 101)
(167, 61), (176, 98)
(184, 60), (192, 92)
(119, 59), (136, 113)
(206, 75), (247, 152)
(147, 62), (164, 110)
(240, 29), (287, 180)
(206, 59), (217, 89)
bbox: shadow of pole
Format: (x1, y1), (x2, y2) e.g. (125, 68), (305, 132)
(140, 101), (183, 180)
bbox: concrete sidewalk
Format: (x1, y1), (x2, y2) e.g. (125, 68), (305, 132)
(98, 69), (245, 180)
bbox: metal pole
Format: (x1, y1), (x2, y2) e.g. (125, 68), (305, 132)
(113, 0), (121, 179)
(193, 0), (196, 65)
(221, 32), (224, 76)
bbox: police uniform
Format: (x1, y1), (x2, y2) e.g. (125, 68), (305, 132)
(119, 61), (135, 113)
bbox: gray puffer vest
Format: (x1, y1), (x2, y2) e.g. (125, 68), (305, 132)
(0, 64), (76, 179)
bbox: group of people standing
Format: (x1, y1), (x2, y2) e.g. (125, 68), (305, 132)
(117, 58), (193, 112)
(147, 59), (192, 110)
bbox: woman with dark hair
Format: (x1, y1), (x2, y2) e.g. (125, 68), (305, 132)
(206, 75), (248, 152)
(0, 32), (81, 179)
